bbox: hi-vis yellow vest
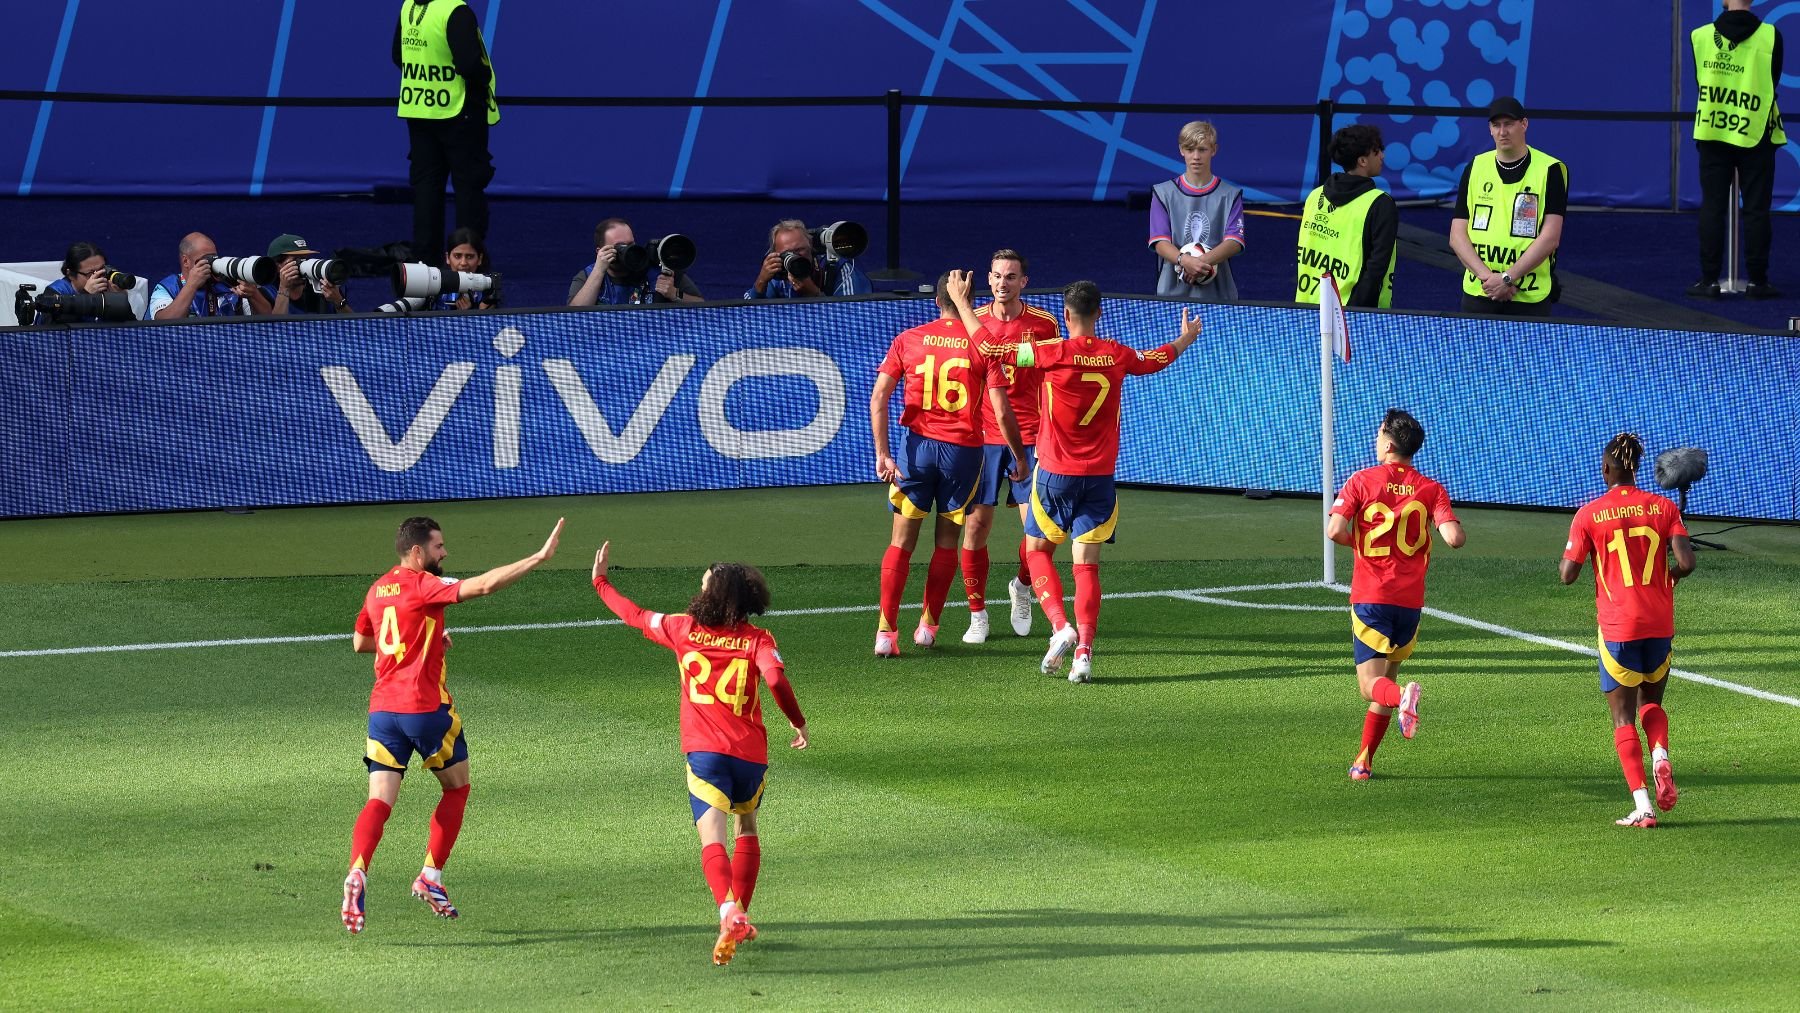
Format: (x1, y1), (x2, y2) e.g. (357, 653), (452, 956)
(1294, 185), (1393, 308)
(397, 0), (499, 124)
(1692, 22), (1785, 147)
(1461, 148), (1562, 304)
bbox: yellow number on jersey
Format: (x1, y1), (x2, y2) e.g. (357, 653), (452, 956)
(1606, 525), (1663, 588)
(377, 606), (407, 663)
(913, 355), (971, 412)
(680, 652), (753, 716)
(1361, 500), (1429, 558)
(1076, 372), (1111, 426)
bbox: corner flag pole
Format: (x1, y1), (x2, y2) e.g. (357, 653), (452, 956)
(1319, 273), (1349, 586)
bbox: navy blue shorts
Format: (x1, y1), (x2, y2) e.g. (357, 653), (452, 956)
(975, 444), (1037, 507)
(1351, 604), (1421, 665)
(1598, 634), (1672, 693)
(1024, 468), (1118, 545)
(366, 703), (467, 774)
(686, 751), (767, 821)
(888, 431), (983, 523)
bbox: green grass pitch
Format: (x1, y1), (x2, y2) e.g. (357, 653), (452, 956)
(2, 486), (1798, 1010)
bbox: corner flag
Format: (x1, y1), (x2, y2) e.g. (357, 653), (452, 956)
(1319, 272), (1350, 363)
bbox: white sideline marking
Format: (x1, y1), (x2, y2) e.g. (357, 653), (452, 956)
(0, 582), (1310, 660)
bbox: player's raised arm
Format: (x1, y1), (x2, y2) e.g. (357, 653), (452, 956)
(1124, 307), (1204, 375)
(944, 269), (989, 342)
(591, 541), (659, 630)
(1171, 306), (1203, 355)
(456, 517), (565, 600)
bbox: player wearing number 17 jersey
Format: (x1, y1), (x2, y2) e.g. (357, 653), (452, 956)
(1327, 410), (1464, 781)
(1560, 432), (1694, 829)
(592, 541), (808, 966)
(342, 515), (564, 934)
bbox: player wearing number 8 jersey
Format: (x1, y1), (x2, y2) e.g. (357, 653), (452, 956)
(591, 541), (808, 966)
(341, 515), (565, 934)
(978, 280), (1202, 683)
(1560, 433), (1695, 829)
(871, 269), (1026, 657)
(1327, 410), (1464, 780)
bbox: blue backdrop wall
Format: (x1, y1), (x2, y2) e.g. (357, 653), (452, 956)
(2, 1), (1797, 207)
(4, 296), (1793, 521)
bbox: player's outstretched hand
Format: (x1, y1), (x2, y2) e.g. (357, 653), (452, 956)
(592, 541), (610, 581)
(536, 517), (566, 562)
(790, 723), (809, 750)
(1177, 306), (1203, 345)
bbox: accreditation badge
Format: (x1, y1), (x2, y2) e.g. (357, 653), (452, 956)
(1471, 204), (1493, 231)
(1511, 190), (1540, 239)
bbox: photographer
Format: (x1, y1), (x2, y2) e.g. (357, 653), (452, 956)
(263, 234), (351, 315)
(745, 218), (871, 299)
(44, 242), (140, 322)
(441, 227), (499, 310)
(568, 218), (702, 306)
(149, 233), (276, 320)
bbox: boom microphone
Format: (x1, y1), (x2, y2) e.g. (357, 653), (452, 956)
(1654, 448), (1708, 491)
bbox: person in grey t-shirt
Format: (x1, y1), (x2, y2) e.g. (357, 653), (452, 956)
(1147, 120), (1246, 302)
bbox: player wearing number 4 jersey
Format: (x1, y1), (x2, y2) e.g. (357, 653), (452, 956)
(592, 541), (808, 966)
(1327, 410), (1464, 780)
(871, 269), (1027, 657)
(1560, 433), (1694, 829)
(977, 280), (1202, 683)
(342, 515), (565, 934)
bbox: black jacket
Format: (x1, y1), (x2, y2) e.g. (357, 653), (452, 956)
(1319, 172), (1399, 308)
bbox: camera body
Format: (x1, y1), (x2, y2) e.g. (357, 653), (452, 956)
(780, 250), (815, 283)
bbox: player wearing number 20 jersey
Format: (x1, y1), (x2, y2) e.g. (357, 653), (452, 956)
(1327, 410), (1463, 781)
(1560, 432), (1695, 829)
(593, 544), (808, 965)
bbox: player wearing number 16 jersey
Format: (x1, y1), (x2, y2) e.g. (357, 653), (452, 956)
(1327, 410), (1464, 781)
(342, 515), (564, 934)
(592, 541), (808, 966)
(1560, 432), (1694, 829)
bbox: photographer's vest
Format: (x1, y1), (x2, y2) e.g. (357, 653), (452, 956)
(1151, 176), (1240, 302)
(1692, 22), (1786, 147)
(1460, 148), (1562, 304)
(1294, 185), (1393, 309)
(397, 0), (499, 124)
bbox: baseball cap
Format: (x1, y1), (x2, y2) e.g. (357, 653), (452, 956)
(1486, 97), (1527, 121)
(267, 233), (321, 257)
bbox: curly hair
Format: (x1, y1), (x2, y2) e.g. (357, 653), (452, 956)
(688, 562), (771, 628)
(1604, 431), (1644, 473)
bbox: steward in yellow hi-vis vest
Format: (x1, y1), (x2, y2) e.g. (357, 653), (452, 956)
(393, 0), (498, 267)
(1688, 2), (1786, 297)
(1449, 97), (1566, 318)
(1295, 124), (1399, 309)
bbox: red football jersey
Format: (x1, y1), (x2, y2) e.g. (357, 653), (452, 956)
(1012, 334), (1177, 476)
(354, 566), (464, 714)
(975, 302), (1062, 446)
(1563, 485), (1688, 640)
(878, 317), (1006, 448)
(595, 578), (806, 765)
(1331, 463), (1458, 608)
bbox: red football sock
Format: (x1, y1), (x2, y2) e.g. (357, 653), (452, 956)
(921, 547), (957, 627)
(1638, 703), (1670, 754)
(731, 835), (762, 913)
(960, 546), (989, 612)
(424, 784), (469, 870)
(1027, 549), (1068, 629)
(1072, 563), (1100, 648)
(1614, 725), (1647, 792)
(1355, 709), (1391, 768)
(1368, 676), (1403, 709)
(878, 545), (912, 633)
(701, 842), (735, 907)
(349, 798), (392, 872)
(1015, 537), (1031, 585)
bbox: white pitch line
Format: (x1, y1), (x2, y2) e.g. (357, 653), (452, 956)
(0, 582), (1312, 660)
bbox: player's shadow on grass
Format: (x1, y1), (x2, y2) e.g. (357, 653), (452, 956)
(429, 908), (1610, 971)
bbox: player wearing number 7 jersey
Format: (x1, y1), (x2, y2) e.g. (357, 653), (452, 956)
(591, 541), (808, 966)
(1327, 410), (1464, 780)
(342, 515), (565, 934)
(1559, 432), (1694, 829)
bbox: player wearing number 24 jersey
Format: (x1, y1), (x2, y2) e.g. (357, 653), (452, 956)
(592, 541), (808, 966)
(341, 515), (565, 935)
(1560, 432), (1694, 830)
(1327, 410), (1464, 781)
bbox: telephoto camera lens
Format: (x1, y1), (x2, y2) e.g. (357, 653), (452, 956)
(298, 259), (349, 286)
(36, 290), (137, 323)
(208, 255), (278, 286)
(376, 296), (433, 313)
(101, 267), (137, 291)
(393, 263), (497, 298)
(648, 234), (697, 273)
(781, 250), (815, 283)
(812, 221), (868, 261)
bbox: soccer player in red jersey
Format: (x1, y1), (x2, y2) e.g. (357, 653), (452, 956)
(1328, 410), (1464, 780)
(959, 249), (1065, 645)
(871, 269), (1027, 657)
(984, 280), (1200, 682)
(1560, 432), (1695, 829)
(342, 515), (565, 934)
(591, 541), (808, 966)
